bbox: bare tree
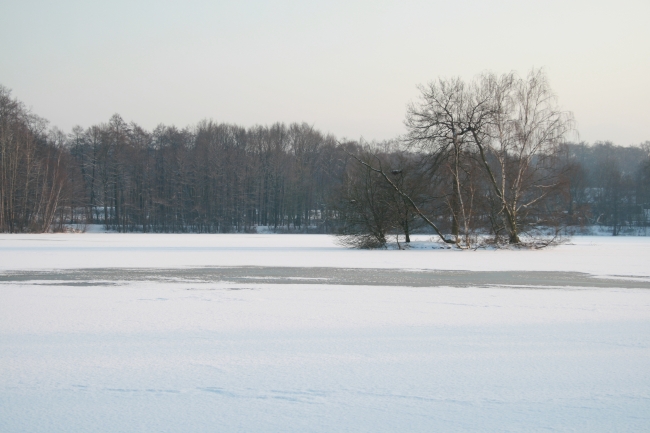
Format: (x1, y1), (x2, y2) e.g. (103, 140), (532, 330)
(341, 143), (456, 246)
(0, 86), (69, 233)
(405, 77), (492, 247)
(406, 69), (574, 245)
(473, 69), (574, 243)
(336, 149), (395, 248)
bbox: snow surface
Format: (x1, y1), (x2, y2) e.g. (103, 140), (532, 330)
(1, 233), (649, 277)
(1, 234), (649, 432)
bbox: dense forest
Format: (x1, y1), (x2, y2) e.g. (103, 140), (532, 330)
(1, 75), (649, 245)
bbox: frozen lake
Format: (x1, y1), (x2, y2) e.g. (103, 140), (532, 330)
(1, 234), (649, 432)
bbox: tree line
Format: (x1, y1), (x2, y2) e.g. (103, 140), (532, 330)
(1, 74), (649, 245)
(1, 85), (348, 233)
(65, 116), (344, 233)
(564, 141), (650, 235)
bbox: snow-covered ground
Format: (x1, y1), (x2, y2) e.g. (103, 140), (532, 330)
(1, 234), (649, 432)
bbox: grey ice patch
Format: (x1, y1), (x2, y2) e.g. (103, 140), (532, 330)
(1, 267), (650, 289)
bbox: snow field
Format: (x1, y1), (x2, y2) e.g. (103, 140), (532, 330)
(1, 234), (649, 432)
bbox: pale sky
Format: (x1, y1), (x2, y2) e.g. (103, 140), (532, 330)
(1, 0), (648, 145)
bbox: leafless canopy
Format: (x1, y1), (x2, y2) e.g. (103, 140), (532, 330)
(405, 69), (575, 245)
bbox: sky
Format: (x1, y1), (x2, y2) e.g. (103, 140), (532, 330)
(1, 0), (648, 145)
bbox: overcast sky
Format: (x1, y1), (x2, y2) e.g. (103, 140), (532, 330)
(1, 0), (648, 145)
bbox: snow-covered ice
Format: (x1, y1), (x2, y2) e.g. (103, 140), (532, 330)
(1, 233), (649, 277)
(1, 234), (649, 432)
